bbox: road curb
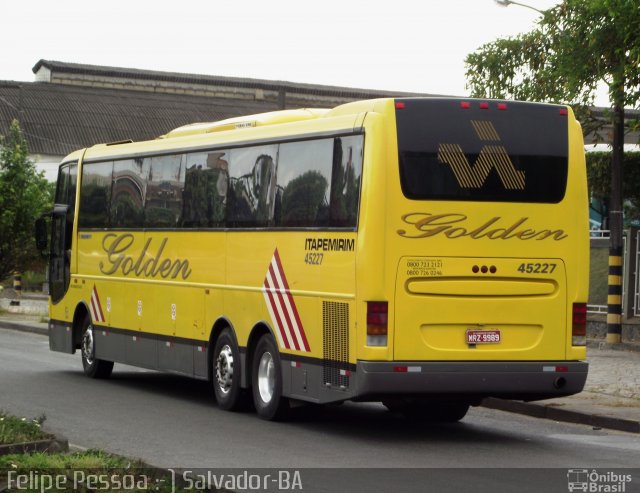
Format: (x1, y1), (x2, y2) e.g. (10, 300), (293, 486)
(0, 321), (48, 336)
(481, 397), (640, 434)
(0, 438), (69, 456)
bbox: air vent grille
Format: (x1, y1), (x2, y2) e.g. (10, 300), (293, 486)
(322, 301), (350, 388)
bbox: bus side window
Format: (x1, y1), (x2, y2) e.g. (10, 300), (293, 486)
(55, 162), (77, 245)
(228, 145), (278, 228)
(181, 151), (228, 228)
(145, 154), (184, 229)
(111, 158), (149, 229)
(330, 136), (363, 228)
(78, 161), (113, 229)
(276, 139), (332, 228)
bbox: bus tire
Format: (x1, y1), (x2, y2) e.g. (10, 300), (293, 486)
(252, 334), (289, 421)
(80, 314), (114, 379)
(212, 328), (246, 411)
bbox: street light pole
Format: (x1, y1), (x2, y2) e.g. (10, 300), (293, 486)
(493, 0), (544, 14)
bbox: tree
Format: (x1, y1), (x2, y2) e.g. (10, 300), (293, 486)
(465, 0), (640, 343)
(0, 120), (54, 281)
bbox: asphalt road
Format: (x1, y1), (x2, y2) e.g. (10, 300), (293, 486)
(1, 328), (639, 493)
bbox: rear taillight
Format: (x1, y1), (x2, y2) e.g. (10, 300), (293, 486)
(572, 303), (587, 346)
(367, 301), (388, 346)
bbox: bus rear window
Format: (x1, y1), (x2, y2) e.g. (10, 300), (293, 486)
(396, 99), (568, 203)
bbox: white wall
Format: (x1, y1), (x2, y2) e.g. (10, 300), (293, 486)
(31, 154), (62, 182)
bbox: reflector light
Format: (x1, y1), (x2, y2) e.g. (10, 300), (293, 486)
(555, 366), (569, 373)
(395, 101), (406, 110)
(560, 108), (569, 116)
(393, 366), (408, 373)
(367, 325), (387, 335)
(572, 303), (587, 337)
(460, 101), (471, 109)
(367, 301), (388, 338)
(498, 103), (507, 111)
(480, 102), (489, 109)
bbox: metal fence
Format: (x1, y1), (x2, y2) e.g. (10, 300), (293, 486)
(588, 229), (639, 318)
(587, 229), (627, 314)
(635, 230), (640, 317)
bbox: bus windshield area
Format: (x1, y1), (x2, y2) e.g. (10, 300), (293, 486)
(395, 99), (568, 203)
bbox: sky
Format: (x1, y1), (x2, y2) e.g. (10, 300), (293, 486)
(1, 0), (573, 100)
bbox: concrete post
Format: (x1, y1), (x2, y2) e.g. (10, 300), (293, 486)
(13, 272), (22, 298)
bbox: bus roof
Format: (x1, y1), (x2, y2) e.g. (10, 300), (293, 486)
(161, 108), (331, 139)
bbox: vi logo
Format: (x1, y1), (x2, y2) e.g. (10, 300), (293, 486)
(437, 120), (525, 190)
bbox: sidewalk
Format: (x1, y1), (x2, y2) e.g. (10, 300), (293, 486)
(0, 308), (638, 433)
(484, 343), (640, 433)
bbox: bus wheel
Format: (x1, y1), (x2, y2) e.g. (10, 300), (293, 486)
(252, 334), (289, 421)
(80, 315), (113, 379)
(384, 399), (469, 423)
(212, 328), (246, 411)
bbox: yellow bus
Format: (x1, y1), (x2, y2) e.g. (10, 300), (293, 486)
(37, 98), (589, 421)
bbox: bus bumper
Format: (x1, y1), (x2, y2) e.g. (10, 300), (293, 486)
(355, 360), (588, 401)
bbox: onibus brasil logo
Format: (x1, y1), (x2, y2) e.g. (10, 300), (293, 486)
(567, 469), (633, 492)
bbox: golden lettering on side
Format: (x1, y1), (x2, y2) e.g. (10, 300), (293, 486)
(99, 233), (192, 280)
(397, 213), (568, 241)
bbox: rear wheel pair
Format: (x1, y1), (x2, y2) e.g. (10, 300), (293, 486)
(212, 330), (288, 420)
(251, 335), (289, 420)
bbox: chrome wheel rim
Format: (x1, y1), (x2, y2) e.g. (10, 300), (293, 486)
(257, 351), (275, 403)
(215, 344), (234, 395)
(81, 325), (95, 365)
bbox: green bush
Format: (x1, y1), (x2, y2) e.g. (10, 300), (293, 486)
(0, 412), (50, 444)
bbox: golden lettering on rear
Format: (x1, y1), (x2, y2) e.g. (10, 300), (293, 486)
(397, 213), (567, 241)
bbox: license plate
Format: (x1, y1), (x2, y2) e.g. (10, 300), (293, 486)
(466, 329), (501, 344)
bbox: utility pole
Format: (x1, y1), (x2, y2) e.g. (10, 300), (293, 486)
(607, 84), (625, 344)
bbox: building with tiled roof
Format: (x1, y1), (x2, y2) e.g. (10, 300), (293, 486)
(0, 60), (637, 181)
(0, 60), (424, 180)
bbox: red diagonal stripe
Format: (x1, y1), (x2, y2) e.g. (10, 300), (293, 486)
(268, 262), (301, 351)
(89, 296), (98, 322)
(90, 295), (102, 323)
(92, 286), (105, 322)
(263, 278), (291, 349)
(273, 250), (310, 351)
